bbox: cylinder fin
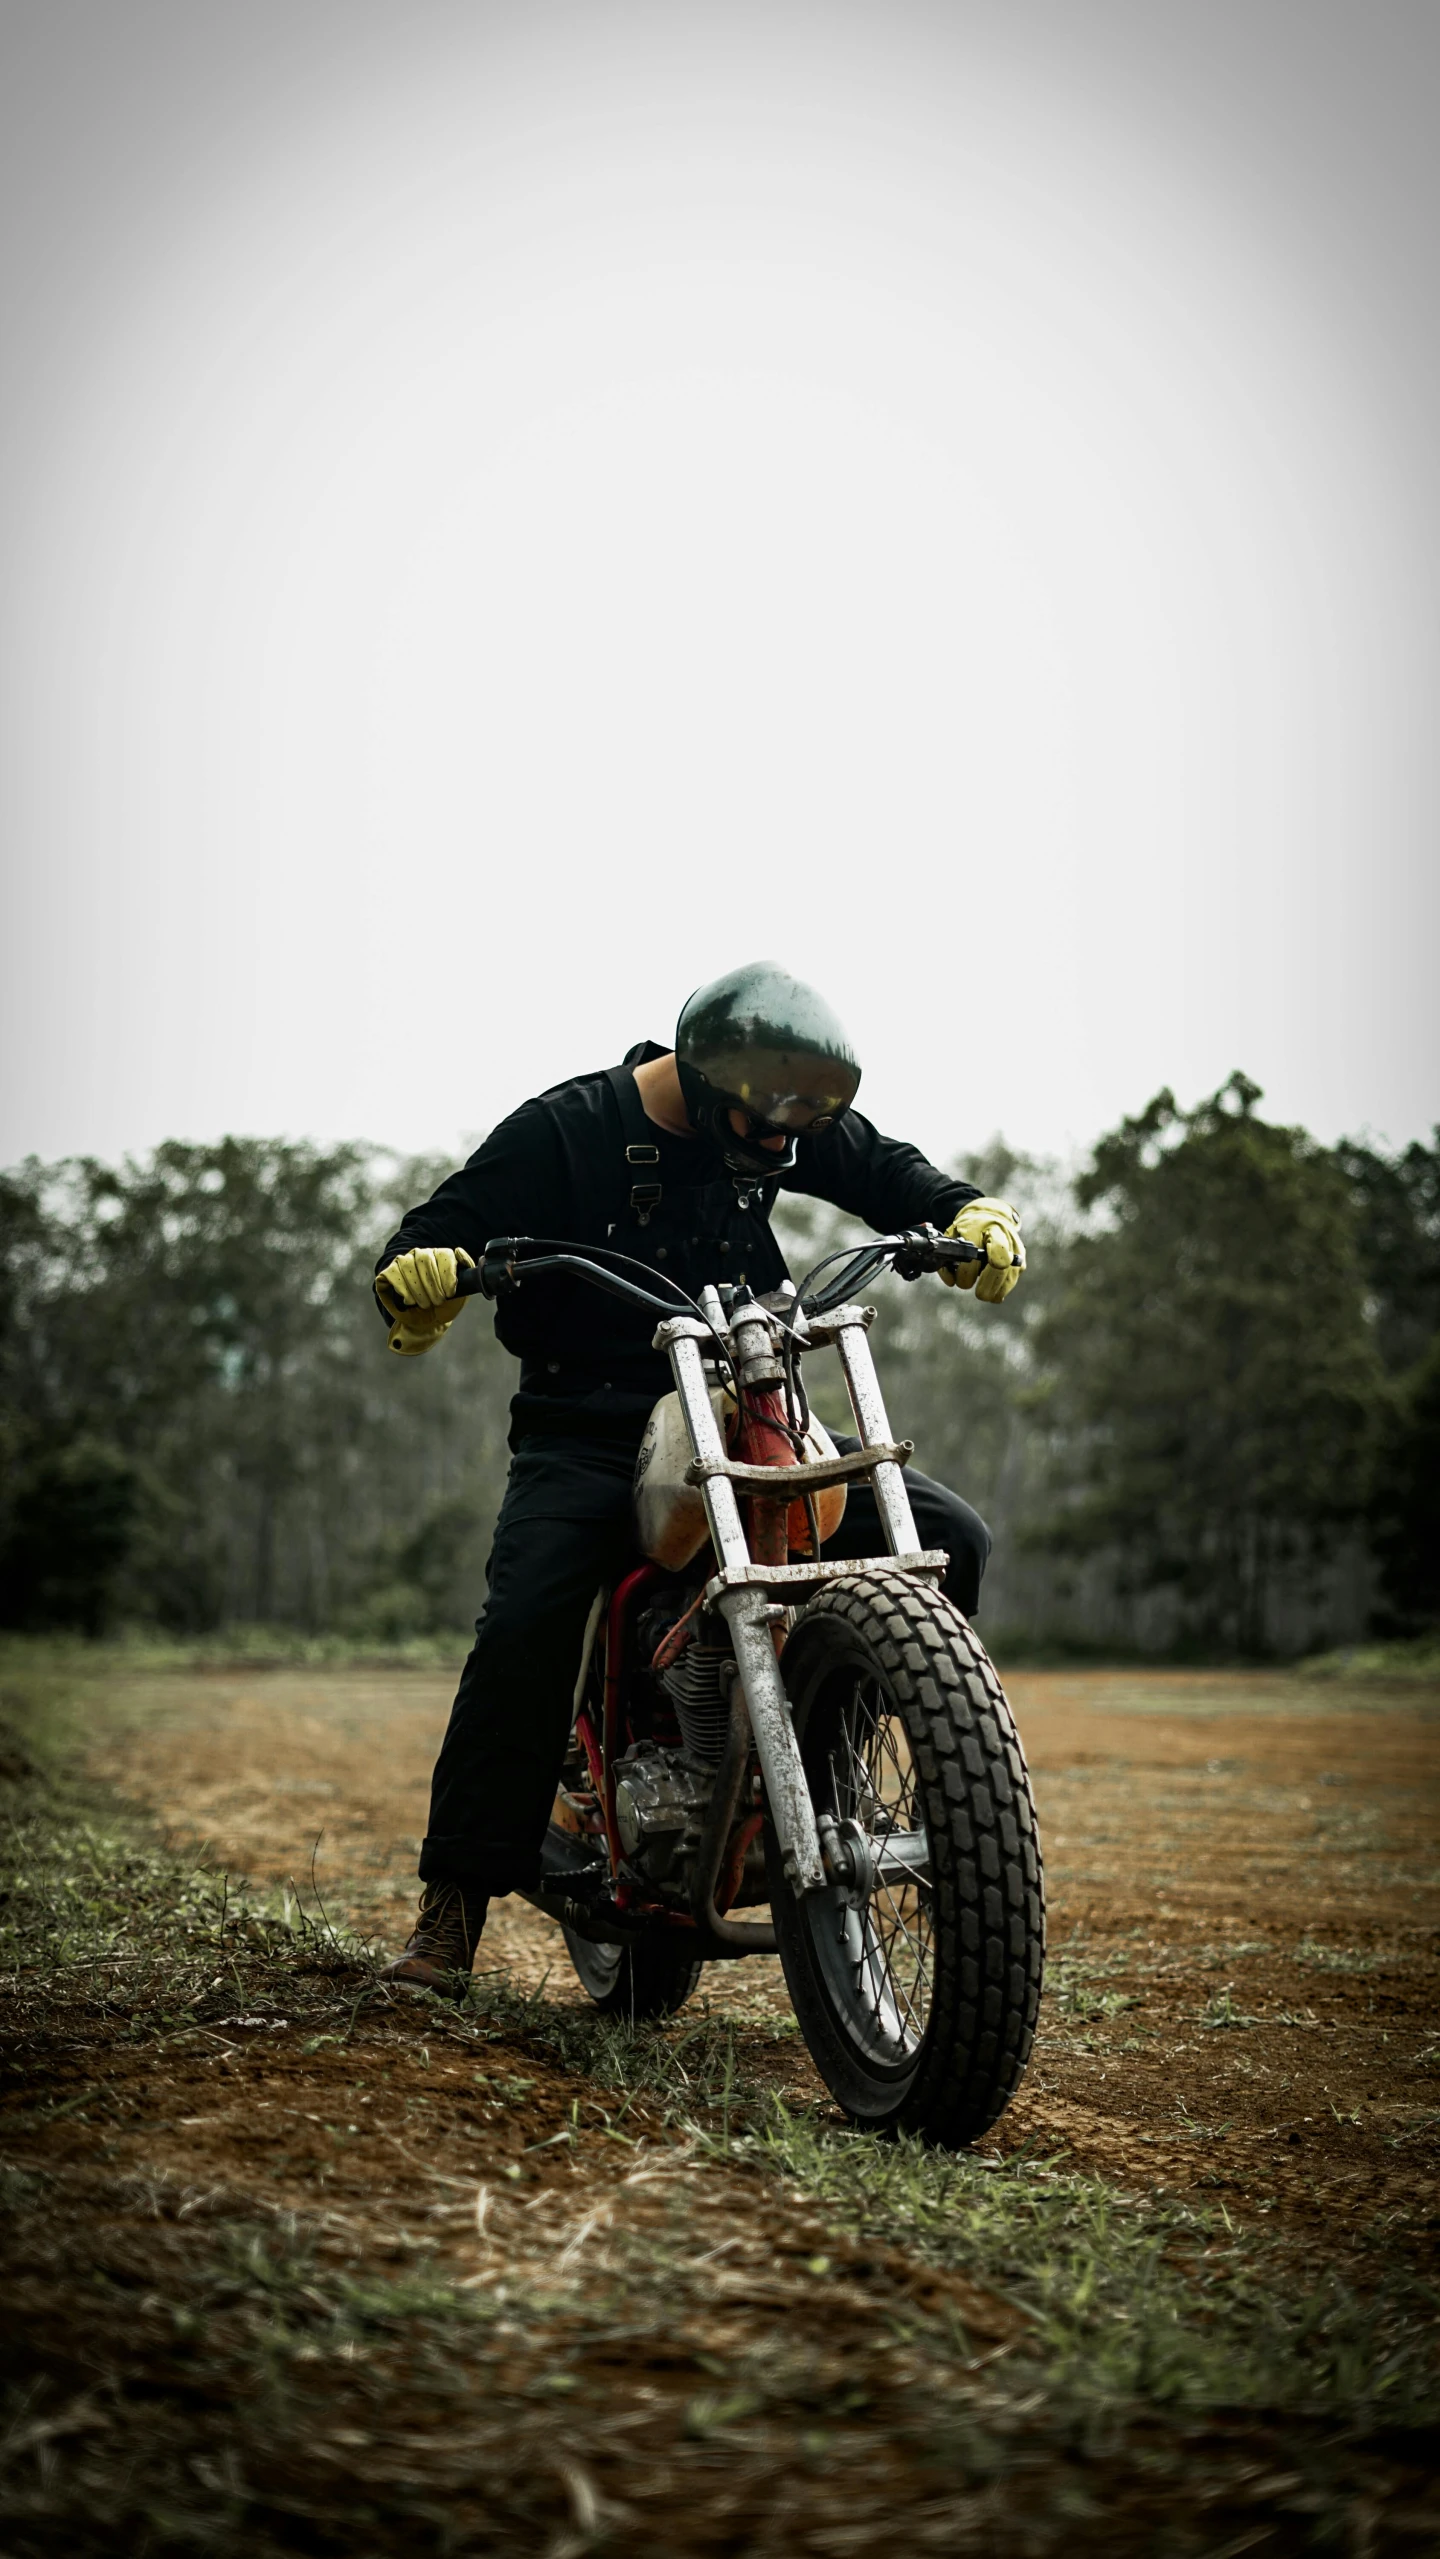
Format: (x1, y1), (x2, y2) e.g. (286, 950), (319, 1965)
(660, 1645), (732, 1767)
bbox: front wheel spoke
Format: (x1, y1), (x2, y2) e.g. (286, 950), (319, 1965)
(872, 1739), (918, 1832)
(841, 1701), (882, 1804)
(865, 1911), (923, 2039)
(889, 1958), (930, 2042)
(871, 1889), (932, 2016)
(844, 1882), (907, 2027)
(859, 1920), (908, 2038)
(873, 1905), (930, 2008)
(840, 1698), (884, 1807)
(880, 1852), (927, 1882)
(844, 1900), (894, 2022)
(867, 1878), (930, 2013)
(871, 1705), (912, 1790)
(861, 1704), (930, 2038)
(843, 1693), (918, 1834)
(810, 1672), (952, 2058)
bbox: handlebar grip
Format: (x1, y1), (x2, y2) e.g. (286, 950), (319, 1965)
(454, 1235), (538, 1299)
(884, 1229), (987, 1286)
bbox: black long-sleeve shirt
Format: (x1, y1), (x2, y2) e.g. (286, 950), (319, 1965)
(377, 1043), (979, 1444)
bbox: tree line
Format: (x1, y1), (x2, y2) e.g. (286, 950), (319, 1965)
(1, 1077), (1434, 1656)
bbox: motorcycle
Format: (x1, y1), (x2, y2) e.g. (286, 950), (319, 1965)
(455, 1223), (1044, 2148)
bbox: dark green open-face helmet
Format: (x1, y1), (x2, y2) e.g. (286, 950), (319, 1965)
(675, 961), (862, 1179)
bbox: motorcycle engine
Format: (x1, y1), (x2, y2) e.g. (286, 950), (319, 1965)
(616, 1593), (737, 1891)
(636, 1588), (736, 1770)
(659, 1644), (733, 1767)
(612, 1743), (711, 1886)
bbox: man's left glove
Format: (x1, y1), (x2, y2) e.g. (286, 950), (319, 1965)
(375, 1246), (476, 1357)
(941, 1198), (1026, 1304)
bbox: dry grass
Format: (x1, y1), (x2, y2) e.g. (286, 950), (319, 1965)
(2, 1649), (1439, 2554)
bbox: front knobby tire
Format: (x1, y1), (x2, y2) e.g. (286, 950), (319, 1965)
(560, 1924), (705, 2020)
(766, 1568), (1044, 2146)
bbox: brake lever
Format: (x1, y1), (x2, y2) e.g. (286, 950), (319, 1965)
(892, 1226), (986, 1283)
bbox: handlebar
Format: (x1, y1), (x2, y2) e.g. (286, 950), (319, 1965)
(453, 1238), (692, 1320)
(447, 1226), (985, 1322)
(801, 1226), (984, 1315)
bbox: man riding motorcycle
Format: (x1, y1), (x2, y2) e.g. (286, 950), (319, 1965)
(373, 962), (1025, 1990)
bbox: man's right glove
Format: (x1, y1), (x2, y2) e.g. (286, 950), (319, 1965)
(940, 1198), (1026, 1304)
(375, 1246), (476, 1357)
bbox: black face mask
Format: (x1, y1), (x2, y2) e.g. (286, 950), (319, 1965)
(675, 1059), (843, 1181)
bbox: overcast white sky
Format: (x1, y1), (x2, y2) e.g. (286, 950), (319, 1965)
(1, 0), (1435, 1178)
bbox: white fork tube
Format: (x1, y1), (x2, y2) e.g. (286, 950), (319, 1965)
(667, 1322), (826, 1894)
(835, 1319), (920, 1555)
(720, 1589), (826, 1893)
(667, 1331), (751, 1576)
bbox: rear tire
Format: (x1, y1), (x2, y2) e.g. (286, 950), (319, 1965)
(560, 1924), (705, 2020)
(766, 1568), (1044, 2145)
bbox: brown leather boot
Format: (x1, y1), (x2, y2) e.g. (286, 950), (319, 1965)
(382, 1883), (488, 1994)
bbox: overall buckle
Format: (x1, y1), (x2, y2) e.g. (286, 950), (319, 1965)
(626, 1143), (662, 1225)
(624, 1142), (662, 1224)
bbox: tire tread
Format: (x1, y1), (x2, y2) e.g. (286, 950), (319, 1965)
(770, 1567), (1045, 2146)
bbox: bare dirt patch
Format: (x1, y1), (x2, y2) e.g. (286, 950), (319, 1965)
(2, 1653), (1437, 2553)
(84, 1664), (798, 2022)
(84, 1658), (1440, 2253)
(1003, 1667), (1440, 2257)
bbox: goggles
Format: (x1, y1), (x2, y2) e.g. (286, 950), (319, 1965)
(732, 1102), (841, 1144)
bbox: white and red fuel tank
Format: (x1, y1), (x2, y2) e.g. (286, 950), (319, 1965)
(633, 1385), (848, 1571)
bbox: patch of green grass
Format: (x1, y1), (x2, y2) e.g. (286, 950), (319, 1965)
(457, 1969), (796, 2138)
(712, 2103), (1435, 2426)
(1046, 1944), (1140, 2022)
(1295, 1939), (1381, 1974)
(450, 1972), (1439, 2432)
(1197, 1986), (1262, 2030)
(204, 2220), (505, 2351)
(1055, 1981), (1139, 2023)
(0, 1759), (372, 2044)
(0, 1624), (467, 1684)
(1299, 1636), (1440, 1685)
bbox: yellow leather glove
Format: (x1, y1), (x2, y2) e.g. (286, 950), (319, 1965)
(375, 1246), (476, 1357)
(941, 1197), (1026, 1304)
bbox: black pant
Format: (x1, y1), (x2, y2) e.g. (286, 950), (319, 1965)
(419, 1434), (991, 1894)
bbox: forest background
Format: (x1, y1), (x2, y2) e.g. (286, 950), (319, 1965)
(1, 1074), (1435, 1661)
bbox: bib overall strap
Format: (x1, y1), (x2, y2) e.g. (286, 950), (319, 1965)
(604, 1063), (664, 1226)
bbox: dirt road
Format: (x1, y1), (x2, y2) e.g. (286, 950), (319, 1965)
(86, 1658), (1440, 2244)
(2, 1653), (1437, 2555)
